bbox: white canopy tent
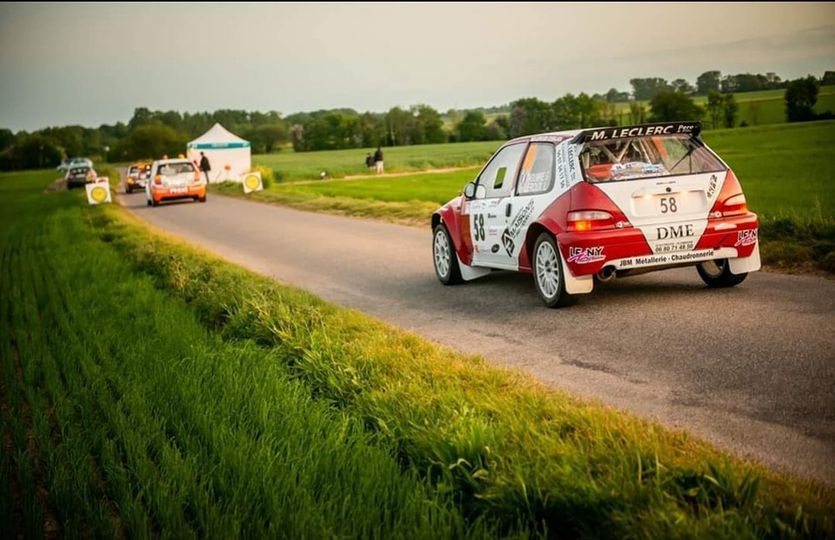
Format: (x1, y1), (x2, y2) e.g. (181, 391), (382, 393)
(187, 123), (251, 183)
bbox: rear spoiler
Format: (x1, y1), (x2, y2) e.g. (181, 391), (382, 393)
(571, 121), (701, 144)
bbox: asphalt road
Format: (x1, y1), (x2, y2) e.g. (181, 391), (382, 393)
(118, 191), (835, 484)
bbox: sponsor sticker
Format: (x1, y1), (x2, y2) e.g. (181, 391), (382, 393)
(706, 174), (719, 199)
(582, 122), (701, 142)
(530, 134), (571, 144)
(567, 246), (605, 264)
(500, 200), (535, 256)
(655, 241), (695, 253)
(555, 143), (582, 192)
(616, 249), (717, 269)
(655, 223), (695, 240)
(735, 229), (757, 247)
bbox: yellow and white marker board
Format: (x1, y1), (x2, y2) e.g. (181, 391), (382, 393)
(242, 171), (263, 194)
(85, 181), (112, 205)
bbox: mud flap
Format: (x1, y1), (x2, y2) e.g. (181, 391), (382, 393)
(729, 241), (761, 275)
(558, 247), (593, 294)
(458, 256), (491, 281)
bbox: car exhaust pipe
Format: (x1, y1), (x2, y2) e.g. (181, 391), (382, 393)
(597, 266), (617, 282)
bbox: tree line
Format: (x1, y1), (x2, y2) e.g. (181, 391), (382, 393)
(1, 69), (832, 171)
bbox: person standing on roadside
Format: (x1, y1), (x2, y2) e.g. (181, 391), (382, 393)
(199, 152), (211, 184)
(374, 145), (384, 174)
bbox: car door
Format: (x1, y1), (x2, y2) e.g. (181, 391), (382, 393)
(467, 142), (527, 268)
(493, 142), (559, 268)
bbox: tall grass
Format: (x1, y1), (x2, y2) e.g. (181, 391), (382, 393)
(0, 171), (497, 538)
(2, 170), (833, 538)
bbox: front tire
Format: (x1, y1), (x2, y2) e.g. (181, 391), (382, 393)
(432, 224), (462, 285)
(198, 195), (207, 203)
(533, 233), (575, 308)
(697, 259), (747, 288)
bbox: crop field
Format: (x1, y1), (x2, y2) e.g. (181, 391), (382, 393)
(3, 170), (833, 538)
(253, 140), (501, 181)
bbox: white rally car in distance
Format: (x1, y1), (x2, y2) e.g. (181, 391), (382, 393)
(431, 121), (760, 307)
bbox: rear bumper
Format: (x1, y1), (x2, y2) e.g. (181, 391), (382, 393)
(559, 213), (759, 277)
(151, 185), (206, 203)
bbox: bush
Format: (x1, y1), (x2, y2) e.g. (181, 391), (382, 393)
(759, 216), (835, 273)
(785, 76), (819, 122)
(249, 165), (274, 188)
(649, 91), (704, 123)
(760, 241), (814, 266)
(819, 251), (835, 273)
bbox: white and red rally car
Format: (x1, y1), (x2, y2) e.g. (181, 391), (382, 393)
(431, 122), (760, 307)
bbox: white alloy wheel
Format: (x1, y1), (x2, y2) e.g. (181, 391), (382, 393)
(535, 240), (560, 300)
(432, 224), (462, 285)
(532, 233), (574, 308)
(434, 228), (451, 279)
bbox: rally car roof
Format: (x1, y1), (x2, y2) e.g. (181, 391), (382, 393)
(505, 121), (702, 147)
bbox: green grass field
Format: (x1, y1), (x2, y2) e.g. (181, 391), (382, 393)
(608, 86), (835, 128)
(3, 170), (833, 537)
(440, 87), (835, 131)
(253, 140), (501, 181)
(228, 120), (835, 220)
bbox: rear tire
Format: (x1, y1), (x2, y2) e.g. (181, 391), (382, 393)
(532, 233), (575, 308)
(697, 259), (747, 288)
(198, 195), (207, 203)
(126, 185), (133, 194)
(432, 224), (462, 285)
(151, 199), (159, 207)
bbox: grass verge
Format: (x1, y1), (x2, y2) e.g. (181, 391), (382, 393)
(3, 169), (834, 538)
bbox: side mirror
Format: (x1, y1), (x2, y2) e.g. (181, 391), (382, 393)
(464, 181), (476, 198)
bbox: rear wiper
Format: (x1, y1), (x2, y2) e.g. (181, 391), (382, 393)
(669, 147), (695, 173)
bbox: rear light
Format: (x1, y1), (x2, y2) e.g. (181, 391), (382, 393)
(708, 170), (749, 218)
(719, 193), (747, 217)
(567, 211), (613, 231)
(567, 182), (632, 232)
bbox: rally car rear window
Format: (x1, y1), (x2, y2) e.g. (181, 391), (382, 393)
(579, 135), (725, 183)
(159, 162), (195, 175)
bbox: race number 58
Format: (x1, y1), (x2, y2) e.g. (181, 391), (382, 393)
(473, 214), (485, 242)
(660, 197), (678, 214)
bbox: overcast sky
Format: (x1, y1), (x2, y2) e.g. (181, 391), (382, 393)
(1, 2), (834, 131)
